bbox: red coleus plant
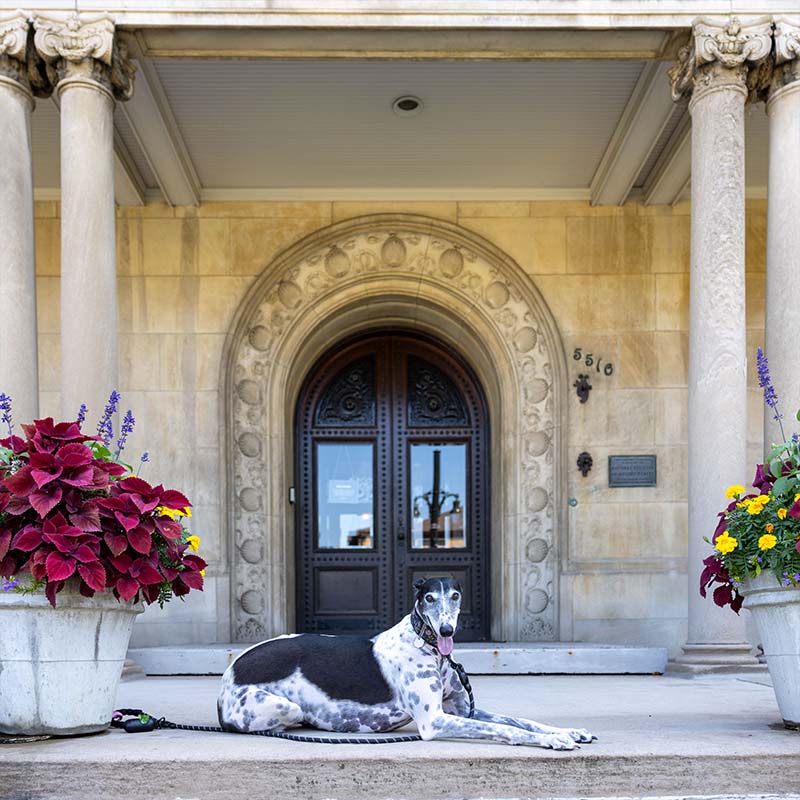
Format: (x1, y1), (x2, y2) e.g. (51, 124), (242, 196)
(0, 417), (205, 607)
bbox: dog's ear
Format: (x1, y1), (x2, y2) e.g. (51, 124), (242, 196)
(413, 578), (426, 595)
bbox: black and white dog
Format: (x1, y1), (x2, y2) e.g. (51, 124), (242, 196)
(218, 577), (595, 749)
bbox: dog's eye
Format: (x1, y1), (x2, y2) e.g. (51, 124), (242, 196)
(452, 592), (460, 601)
(424, 594), (435, 603)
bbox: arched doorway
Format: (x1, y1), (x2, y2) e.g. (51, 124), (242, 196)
(222, 214), (567, 643)
(294, 332), (490, 639)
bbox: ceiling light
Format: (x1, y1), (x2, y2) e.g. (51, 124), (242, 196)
(392, 95), (424, 117)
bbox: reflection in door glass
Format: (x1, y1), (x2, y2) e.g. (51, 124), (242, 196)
(316, 443), (374, 549)
(410, 443), (467, 549)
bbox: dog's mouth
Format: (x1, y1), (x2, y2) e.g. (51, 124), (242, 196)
(436, 634), (454, 656)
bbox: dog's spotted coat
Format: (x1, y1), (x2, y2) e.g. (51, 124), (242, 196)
(218, 578), (596, 749)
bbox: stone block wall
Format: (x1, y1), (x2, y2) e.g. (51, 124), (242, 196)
(32, 198), (767, 653)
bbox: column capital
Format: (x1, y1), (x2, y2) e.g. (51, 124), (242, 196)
(32, 11), (134, 101)
(770, 18), (800, 99)
(0, 12), (50, 99)
(669, 16), (773, 103)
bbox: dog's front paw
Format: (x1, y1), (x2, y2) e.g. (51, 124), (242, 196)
(566, 728), (596, 743)
(542, 732), (579, 750)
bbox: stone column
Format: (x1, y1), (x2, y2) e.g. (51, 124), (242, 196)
(0, 14), (47, 425)
(764, 20), (800, 451)
(669, 17), (772, 671)
(32, 13), (134, 422)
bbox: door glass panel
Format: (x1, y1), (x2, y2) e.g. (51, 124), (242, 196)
(410, 443), (467, 549)
(316, 442), (374, 549)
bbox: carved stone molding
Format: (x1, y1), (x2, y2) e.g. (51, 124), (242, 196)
(223, 215), (567, 644)
(0, 12), (49, 97)
(772, 19), (800, 93)
(669, 17), (773, 102)
(32, 12), (134, 100)
(0, 13), (26, 61)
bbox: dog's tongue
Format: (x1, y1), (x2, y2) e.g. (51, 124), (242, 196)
(437, 635), (454, 656)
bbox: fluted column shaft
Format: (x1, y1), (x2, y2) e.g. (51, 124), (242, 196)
(669, 17), (771, 669)
(58, 71), (117, 421)
(764, 20), (800, 452)
(686, 76), (749, 647)
(33, 12), (134, 422)
(0, 15), (38, 425)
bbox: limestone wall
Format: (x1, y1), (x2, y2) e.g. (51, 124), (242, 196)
(33, 198), (767, 653)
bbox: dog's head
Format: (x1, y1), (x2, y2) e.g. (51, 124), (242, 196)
(413, 576), (462, 656)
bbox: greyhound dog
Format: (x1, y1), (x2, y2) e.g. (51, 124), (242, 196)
(218, 577), (596, 749)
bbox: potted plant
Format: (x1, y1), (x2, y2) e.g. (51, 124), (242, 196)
(0, 392), (206, 737)
(701, 349), (800, 730)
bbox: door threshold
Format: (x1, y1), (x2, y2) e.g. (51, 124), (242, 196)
(127, 642), (668, 676)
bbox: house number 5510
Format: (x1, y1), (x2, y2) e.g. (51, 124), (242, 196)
(573, 348), (614, 376)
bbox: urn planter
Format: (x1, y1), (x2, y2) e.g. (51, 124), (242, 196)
(741, 572), (800, 730)
(0, 581), (143, 736)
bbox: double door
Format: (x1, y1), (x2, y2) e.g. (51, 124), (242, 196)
(294, 333), (489, 639)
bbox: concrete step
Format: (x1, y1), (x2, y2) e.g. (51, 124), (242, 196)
(1, 674), (798, 800)
(127, 641), (669, 676)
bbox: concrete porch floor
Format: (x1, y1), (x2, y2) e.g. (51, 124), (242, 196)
(1, 673), (799, 800)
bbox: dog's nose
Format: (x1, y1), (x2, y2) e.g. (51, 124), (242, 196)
(439, 623), (454, 637)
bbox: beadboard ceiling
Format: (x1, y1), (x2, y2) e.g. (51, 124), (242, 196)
(30, 57), (770, 202)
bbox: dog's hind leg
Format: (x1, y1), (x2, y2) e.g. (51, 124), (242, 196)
(220, 687), (304, 733)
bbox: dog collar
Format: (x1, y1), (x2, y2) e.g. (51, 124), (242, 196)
(411, 604), (439, 649)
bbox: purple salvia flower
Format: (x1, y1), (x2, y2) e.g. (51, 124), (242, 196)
(76, 403), (87, 425)
(115, 410), (135, 457)
(137, 451), (150, 476)
(0, 393), (13, 438)
(757, 347), (787, 442)
(96, 390), (120, 446)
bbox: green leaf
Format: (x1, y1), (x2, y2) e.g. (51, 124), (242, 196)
(770, 457), (784, 479)
(771, 476), (793, 497)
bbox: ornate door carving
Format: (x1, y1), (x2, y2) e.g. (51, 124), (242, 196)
(295, 333), (489, 639)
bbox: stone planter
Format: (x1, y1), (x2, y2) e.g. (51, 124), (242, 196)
(740, 572), (800, 730)
(0, 582), (143, 736)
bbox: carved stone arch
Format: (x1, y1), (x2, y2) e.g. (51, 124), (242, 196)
(221, 214), (568, 643)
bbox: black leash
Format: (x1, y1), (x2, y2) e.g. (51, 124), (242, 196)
(411, 604), (475, 718)
(111, 709), (423, 744)
(113, 621), (475, 744)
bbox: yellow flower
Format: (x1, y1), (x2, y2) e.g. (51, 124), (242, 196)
(715, 532), (738, 555)
(765, 523), (775, 533)
(156, 505), (192, 520)
(200, 569), (205, 577)
(778, 507), (788, 520)
(725, 484), (746, 500)
(756, 494), (771, 504)
(186, 535), (200, 552)
(758, 533), (777, 551)
(156, 505), (180, 521)
(747, 502), (766, 515)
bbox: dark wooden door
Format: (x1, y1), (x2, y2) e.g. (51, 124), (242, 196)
(295, 333), (489, 640)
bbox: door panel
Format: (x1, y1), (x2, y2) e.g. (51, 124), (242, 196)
(296, 333), (489, 640)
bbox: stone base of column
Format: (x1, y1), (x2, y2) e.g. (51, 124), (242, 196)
(669, 644), (766, 674)
(120, 657), (147, 682)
